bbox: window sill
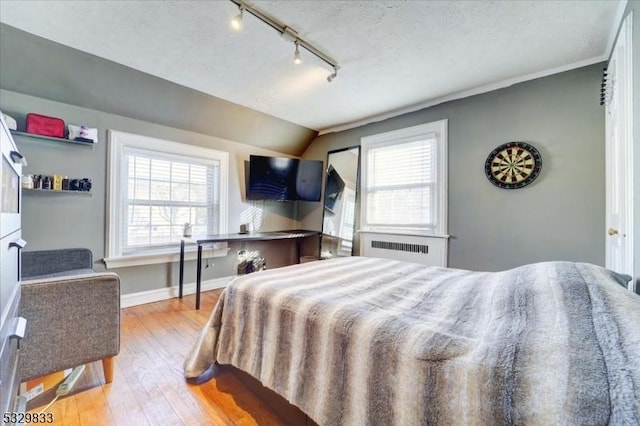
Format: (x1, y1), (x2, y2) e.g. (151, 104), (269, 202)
(103, 246), (229, 269)
(359, 229), (450, 239)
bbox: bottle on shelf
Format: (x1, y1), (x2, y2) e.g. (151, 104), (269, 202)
(41, 176), (52, 190)
(22, 174), (33, 189)
(53, 174), (62, 191)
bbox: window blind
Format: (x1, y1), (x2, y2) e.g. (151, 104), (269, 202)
(365, 138), (437, 229)
(123, 148), (220, 253)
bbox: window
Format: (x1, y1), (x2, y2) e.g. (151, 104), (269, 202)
(360, 120), (447, 236)
(106, 131), (228, 267)
(338, 188), (356, 254)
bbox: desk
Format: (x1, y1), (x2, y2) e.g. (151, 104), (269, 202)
(179, 230), (319, 309)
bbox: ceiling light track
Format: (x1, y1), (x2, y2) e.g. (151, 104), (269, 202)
(229, 0), (339, 81)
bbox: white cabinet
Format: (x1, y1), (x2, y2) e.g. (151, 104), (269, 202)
(0, 112), (27, 419)
(1, 116), (22, 238)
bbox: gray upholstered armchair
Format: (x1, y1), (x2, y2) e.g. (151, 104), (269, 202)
(20, 249), (120, 383)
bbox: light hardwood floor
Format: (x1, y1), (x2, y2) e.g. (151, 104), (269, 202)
(28, 290), (310, 425)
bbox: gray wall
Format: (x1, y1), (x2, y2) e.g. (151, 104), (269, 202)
(1, 89), (305, 295)
(302, 64), (606, 272)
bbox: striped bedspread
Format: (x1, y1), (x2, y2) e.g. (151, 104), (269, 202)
(184, 256), (640, 425)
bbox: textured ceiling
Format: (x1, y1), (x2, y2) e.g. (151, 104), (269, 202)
(0, 0), (624, 132)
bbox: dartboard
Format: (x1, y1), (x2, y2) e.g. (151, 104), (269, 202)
(484, 142), (542, 189)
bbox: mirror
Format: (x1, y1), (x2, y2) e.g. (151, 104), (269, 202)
(320, 146), (360, 258)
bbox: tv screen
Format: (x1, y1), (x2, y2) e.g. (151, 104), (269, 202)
(247, 155), (323, 201)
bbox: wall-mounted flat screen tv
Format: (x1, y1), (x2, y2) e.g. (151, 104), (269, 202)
(247, 155), (323, 201)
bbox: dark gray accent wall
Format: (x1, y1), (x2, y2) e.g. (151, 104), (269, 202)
(0, 24), (317, 156)
(301, 64), (605, 272)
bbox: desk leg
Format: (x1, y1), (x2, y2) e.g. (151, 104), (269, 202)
(179, 240), (185, 299)
(296, 238), (302, 264)
(196, 244), (203, 310)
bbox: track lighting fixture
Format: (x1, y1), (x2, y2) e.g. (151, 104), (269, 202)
(229, 0), (339, 81)
(230, 4), (244, 30)
(293, 41), (302, 65)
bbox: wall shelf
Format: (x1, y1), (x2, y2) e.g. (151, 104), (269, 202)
(23, 188), (92, 196)
(10, 130), (95, 147)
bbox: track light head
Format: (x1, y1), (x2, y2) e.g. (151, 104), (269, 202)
(231, 5), (244, 30)
(293, 41), (302, 65)
(327, 66), (339, 82)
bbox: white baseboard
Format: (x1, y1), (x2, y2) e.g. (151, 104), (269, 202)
(121, 276), (235, 308)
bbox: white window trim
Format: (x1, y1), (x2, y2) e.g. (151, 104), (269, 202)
(360, 119), (448, 237)
(104, 130), (229, 268)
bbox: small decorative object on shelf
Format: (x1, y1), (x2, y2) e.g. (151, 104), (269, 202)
(25, 113), (65, 138)
(25, 175), (92, 193)
(41, 176), (52, 190)
(68, 124), (98, 144)
(5, 111), (97, 144)
(53, 174), (62, 191)
(2, 113), (17, 130)
(22, 174), (34, 189)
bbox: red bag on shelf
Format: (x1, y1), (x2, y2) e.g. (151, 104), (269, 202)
(25, 113), (65, 138)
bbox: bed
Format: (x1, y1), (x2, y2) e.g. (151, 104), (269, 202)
(184, 256), (640, 425)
